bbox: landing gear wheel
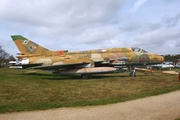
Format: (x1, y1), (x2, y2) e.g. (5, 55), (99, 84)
(130, 70), (136, 77)
(129, 66), (136, 77)
(81, 74), (92, 79)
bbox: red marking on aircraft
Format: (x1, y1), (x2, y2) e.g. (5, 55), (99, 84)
(58, 50), (63, 55)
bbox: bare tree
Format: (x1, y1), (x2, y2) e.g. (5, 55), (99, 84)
(0, 45), (10, 67)
(9, 55), (16, 61)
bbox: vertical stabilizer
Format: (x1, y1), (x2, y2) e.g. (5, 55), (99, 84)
(11, 35), (50, 55)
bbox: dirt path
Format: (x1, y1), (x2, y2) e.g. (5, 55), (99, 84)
(1, 90), (180, 120)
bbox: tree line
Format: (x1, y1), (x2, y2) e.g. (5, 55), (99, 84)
(164, 54), (180, 61)
(0, 45), (15, 67)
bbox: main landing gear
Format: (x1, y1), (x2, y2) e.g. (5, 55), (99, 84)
(129, 66), (136, 77)
(80, 67), (136, 79)
(81, 74), (92, 79)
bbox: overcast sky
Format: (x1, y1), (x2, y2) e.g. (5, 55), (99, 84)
(0, 0), (180, 56)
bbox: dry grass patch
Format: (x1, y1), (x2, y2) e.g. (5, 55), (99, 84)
(0, 68), (180, 113)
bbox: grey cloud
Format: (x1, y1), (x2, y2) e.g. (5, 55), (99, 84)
(176, 39), (180, 48)
(0, 0), (126, 27)
(134, 28), (180, 49)
(163, 13), (180, 28)
(77, 27), (118, 44)
(0, 0), (126, 40)
(119, 16), (180, 54)
(120, 20), (163, 33)
(144, 23), (163, 32)
(120, 20), (143, 32)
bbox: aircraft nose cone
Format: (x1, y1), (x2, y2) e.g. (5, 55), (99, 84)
(161, 56), (164, 62)
(154, 55), (164, 63)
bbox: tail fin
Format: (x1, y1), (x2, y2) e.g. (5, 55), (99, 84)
(11, 35), (50, 55)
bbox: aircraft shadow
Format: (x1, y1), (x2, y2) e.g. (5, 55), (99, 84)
(21, 72), (128, 81)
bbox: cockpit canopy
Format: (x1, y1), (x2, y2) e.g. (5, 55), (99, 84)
(131, 47), (148, 53)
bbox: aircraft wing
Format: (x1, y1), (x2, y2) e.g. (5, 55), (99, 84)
(95, 61), (162, 67)
(31, 62), (89, 70)
(135, 68), (155, 73)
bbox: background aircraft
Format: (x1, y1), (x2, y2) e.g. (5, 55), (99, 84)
(147, 62), (174, 70)
(10, 35), (164, 79)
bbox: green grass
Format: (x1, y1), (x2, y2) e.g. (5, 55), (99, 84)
(0, 68), (180, 113)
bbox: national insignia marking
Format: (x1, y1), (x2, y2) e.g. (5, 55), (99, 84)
(23, 40), (28, 44)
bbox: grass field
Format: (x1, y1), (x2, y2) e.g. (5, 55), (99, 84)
(0, 68), (180, 113)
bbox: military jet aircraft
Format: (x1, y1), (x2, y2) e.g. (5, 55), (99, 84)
(10, 35), (164, 79)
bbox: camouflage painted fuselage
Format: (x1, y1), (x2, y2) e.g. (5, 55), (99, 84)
(11, 35), (164, 68)
(68, 48), (163, 66)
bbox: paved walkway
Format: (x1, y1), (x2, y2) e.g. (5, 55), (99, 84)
(1, 90), (180, 120)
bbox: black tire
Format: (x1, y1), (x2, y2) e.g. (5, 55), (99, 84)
(81, 74), (92, 79)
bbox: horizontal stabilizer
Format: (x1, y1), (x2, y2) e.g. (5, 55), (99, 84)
(12, 63), (43, 69)
(16, 53), (25, 55)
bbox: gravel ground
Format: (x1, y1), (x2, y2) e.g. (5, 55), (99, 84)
(1, 90), (180, 120)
